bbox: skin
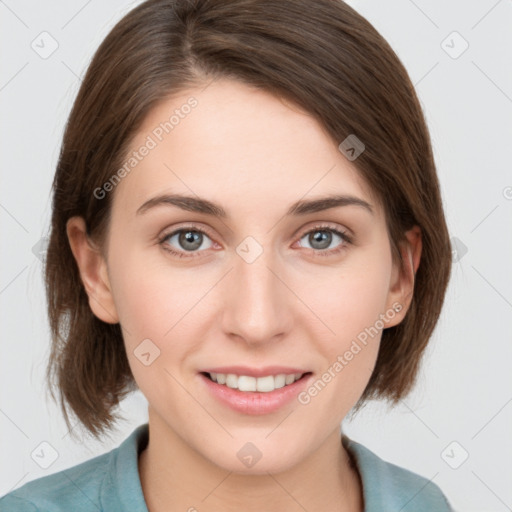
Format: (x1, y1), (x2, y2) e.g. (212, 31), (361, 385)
(67, 78), (421, 512)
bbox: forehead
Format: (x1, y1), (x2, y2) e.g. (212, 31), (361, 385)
(111, 78), (381, 219)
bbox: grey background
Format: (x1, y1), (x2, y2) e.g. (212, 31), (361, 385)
(1, 1), (511, 510)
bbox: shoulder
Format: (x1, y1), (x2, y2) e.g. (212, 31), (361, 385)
(343, 435), (454, 512)
(0, 423), (149, 512)
(0, 448), (113, 512)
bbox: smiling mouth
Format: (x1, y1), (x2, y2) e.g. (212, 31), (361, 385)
(200, 371), (312, 393)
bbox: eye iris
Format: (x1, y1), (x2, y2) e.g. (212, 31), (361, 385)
(310, 230), (332, 250)
(179, 230), (202, 251)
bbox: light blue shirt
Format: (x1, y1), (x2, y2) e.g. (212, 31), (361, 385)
(0, 423), (454, 511)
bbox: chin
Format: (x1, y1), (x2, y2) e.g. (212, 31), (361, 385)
(198, 434), (309, 476)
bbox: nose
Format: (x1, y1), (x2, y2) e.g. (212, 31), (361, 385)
(220, 246), (294, 347)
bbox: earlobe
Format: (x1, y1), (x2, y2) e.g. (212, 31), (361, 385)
(66, 216), (119, 324)
(384, 225), (422, 328)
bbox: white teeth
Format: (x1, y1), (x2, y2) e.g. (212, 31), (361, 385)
(285, 374), (296, 385)
(208, 372), (304, 392)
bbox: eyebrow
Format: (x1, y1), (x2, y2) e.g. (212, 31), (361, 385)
(136, 193), (374, 217)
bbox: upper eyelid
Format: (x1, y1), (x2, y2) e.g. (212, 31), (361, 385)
(300, 224), (349, 236)
(159, 223), (216, 242)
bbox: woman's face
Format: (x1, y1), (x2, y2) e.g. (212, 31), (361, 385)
(80, 78), (415, 474)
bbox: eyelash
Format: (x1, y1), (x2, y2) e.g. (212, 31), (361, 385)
(158, 224), (353, 259)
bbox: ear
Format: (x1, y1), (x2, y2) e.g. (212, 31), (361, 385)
(384, 225), (422, 328)
(66, 216), (119, 324)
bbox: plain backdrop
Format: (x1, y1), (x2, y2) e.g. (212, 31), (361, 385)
(1, 1), (511, 510)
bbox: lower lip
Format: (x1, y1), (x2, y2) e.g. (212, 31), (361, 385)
(199, 372), (313, 415)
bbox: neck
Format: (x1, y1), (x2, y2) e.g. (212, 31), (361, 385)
(138, 409), (363, 512)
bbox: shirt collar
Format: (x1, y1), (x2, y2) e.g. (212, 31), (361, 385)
(342, 432), (392, 510)
(107, 422), (411, 512)
(107, 422), (150, 512)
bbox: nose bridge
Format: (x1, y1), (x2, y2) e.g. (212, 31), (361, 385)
(221, 239), (292, 344)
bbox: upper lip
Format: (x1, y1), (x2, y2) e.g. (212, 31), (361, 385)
(200, 366), (311, 378)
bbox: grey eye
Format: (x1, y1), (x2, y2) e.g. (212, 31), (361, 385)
(166, 230), (213, 252)
(299, 229), (344, 251)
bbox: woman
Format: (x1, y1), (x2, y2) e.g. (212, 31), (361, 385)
(1, 0), (453, 510)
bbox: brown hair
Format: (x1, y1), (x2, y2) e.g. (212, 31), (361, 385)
(45, 0), (452, 439)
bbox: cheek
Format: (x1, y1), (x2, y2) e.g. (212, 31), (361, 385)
(106, 244), (220, 390)
(107, 245), (194, 338)
(107, 254), (200, 402)
(304, 254), (392, 343)
(296, 254), (392, 407)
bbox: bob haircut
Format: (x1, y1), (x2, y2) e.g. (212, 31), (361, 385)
(45, 0), (452, 439)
